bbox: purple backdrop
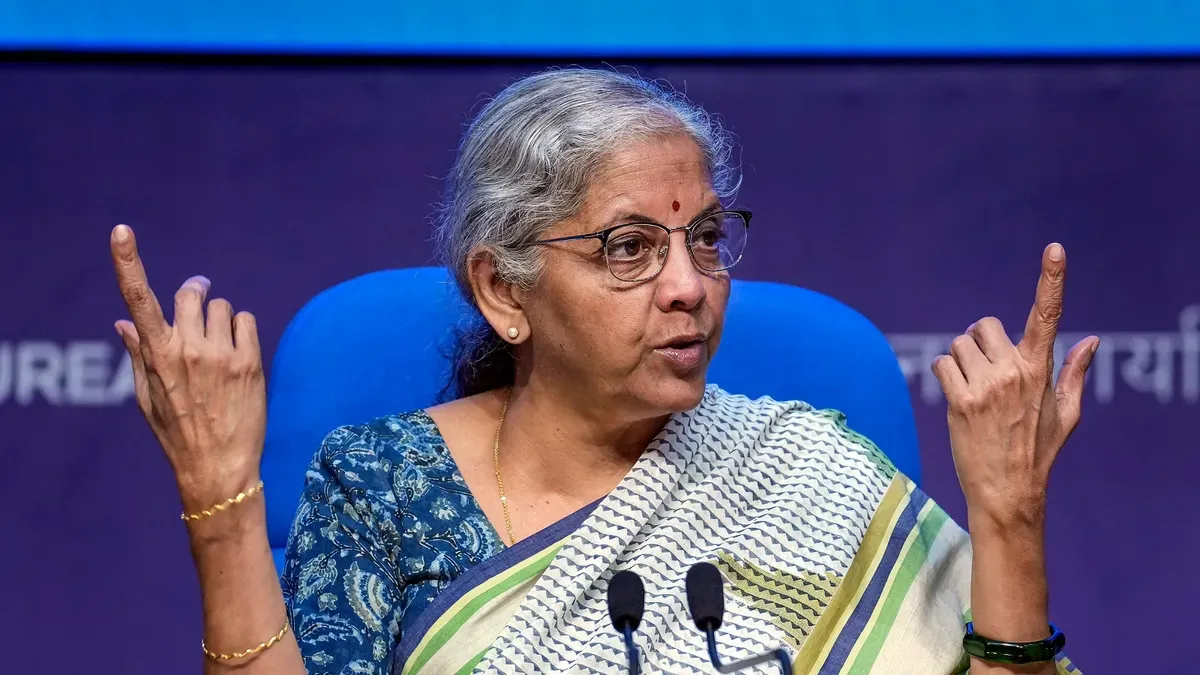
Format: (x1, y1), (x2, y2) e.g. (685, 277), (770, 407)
(1, 59), (1196, 674)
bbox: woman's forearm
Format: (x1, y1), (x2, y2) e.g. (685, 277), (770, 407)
(107, 227), (300, 672)
(966, 513), (1056, 675)
(185, 495), (306, 675)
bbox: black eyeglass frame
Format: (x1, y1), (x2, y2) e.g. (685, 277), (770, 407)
(530, 209), (753, 282)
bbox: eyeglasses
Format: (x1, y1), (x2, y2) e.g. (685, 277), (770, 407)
(532, 209), (751, 282)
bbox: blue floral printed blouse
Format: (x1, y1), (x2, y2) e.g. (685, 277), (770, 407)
(279, 411), (506, 675)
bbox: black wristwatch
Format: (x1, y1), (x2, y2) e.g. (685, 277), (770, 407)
(962, 622), (1066, 664)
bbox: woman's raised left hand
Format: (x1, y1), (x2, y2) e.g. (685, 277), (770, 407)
(932, 243), (1099, 530)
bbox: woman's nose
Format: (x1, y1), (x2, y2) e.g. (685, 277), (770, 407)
(654, 230), (706, 310)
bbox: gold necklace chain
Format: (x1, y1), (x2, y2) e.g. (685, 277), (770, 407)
(493, 387), (516, 545)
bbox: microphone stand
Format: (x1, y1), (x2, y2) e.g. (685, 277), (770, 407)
(702, 622), (791, 675)
(622, 623), (642, 675)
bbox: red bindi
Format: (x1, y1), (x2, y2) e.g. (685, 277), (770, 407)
(672, 200), (680, 212)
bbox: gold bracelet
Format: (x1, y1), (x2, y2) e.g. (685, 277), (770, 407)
(202, 622), (289, 662)
(181, 480), (265, 521)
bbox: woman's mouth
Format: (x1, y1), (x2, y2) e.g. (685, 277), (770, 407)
(654, 338), (707, 373)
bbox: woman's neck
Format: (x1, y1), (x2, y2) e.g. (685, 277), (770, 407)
(497, 376), (668, 500)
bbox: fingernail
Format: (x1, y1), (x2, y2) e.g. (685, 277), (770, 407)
(1048, 243), (1064, 261)
(113, 224), (130, 243)
(113, 322), (123, 338)
(186, 275), (212, 289)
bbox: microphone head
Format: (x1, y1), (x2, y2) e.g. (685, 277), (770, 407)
(607, 570), (646, 633)
(685, 562), (725, 631)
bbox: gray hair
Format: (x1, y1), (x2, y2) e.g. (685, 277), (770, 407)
(435, 67), (740, 398)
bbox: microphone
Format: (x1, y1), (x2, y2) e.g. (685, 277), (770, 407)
(608, 570), (645, 675)
(686, 562), (725, 632)
(686, 562), (792, 675)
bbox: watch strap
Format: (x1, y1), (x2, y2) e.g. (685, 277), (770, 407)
(962, 622), (1066, 665)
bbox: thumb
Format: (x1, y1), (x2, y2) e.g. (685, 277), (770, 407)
(1054, 335), (1100, 431)
(115, 320), (153, 418)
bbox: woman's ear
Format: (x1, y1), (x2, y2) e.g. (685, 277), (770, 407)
(467, 250), (530, 344)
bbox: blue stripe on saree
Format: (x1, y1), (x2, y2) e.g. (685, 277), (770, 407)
(816, 485), (927, 674)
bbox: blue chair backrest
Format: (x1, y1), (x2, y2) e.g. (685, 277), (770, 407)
(261, 267), (920, 569)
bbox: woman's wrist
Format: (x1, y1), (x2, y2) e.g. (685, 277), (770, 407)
(964, 478), (1048, 533)
(188, 502), (269, 551)
(175, 454), (262, 512)
(968, 513), (1051, 643)
(182, 475), (269, 548)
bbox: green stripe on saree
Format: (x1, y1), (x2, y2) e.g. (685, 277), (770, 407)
(402, 543), (563, 674)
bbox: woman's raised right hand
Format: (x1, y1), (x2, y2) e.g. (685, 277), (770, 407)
(110, 224), (267, 512)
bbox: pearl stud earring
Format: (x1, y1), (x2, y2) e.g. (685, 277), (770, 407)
(507, 327), (520, 339)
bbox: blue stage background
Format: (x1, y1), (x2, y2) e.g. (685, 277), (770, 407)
(1, 56), (1196, 675)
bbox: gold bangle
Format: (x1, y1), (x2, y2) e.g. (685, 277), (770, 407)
(202, 622), (289, 662)
(181, 480), (265, 521)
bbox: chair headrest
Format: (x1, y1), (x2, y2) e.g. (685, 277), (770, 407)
(261, 267), (920, 548)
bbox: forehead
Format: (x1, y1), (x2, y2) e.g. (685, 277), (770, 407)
(584, 135), (715, 210)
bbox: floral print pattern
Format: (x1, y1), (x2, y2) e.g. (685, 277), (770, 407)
(280, 411), (505, 675)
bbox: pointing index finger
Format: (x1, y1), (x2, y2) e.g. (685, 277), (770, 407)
(1019, 242), (1066, 367)
(110, 224), (168, 343)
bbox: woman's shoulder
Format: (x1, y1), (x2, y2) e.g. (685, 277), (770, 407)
(702, 385), (898, 481)
(316, 409), (458, 478)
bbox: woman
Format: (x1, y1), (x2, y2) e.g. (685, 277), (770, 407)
(110, 69), (1093, 674)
